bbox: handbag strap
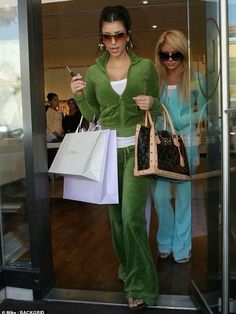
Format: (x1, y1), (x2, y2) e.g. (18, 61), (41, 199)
(144, 108), (185, 167)
(145, 107), (175, 134)
(161, 104), (177, 136)
(144, 110), (155, 127)
(161, 104), (186, 167)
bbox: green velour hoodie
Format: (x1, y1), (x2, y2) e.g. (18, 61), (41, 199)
(75, 51), (162, 137)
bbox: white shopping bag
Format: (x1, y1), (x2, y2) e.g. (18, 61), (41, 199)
(63, 130), (119, 204)
(49, 129), (109, 181)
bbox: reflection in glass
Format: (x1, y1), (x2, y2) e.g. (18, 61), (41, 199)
(190, 0), (236, 312)
(229, 1), (236, 308)
(0, 1), (31, 267)
(189, 1), (223, 312)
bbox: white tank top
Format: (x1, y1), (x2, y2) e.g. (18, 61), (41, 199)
(111, 78), (127, 96)
(111, 78), (135, 148)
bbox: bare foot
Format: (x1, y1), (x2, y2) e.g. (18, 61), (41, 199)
(128, 297), (146, 310)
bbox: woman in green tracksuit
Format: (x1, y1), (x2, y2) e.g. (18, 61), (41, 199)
(70, 5), (162, 310)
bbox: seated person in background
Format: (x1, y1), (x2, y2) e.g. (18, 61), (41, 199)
(62, 98), (89, 133)
(46, 92), (64, 142)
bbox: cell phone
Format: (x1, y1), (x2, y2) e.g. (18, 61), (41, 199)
(66, 66), (76, 77)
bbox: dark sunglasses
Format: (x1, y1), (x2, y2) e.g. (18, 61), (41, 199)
(159, 51), (184, 61)
(100, 32), (127, 43)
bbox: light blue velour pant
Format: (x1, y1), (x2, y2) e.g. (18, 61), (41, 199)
(153, 142), (199, 261)
(153, 179), (192, 261)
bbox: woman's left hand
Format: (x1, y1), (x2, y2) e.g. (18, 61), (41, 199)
(133, 95), (153, 110)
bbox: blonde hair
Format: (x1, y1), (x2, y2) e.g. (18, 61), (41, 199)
(155, 30), (190, 102)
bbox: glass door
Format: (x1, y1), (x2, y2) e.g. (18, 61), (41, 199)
(0, 0), (31, 271)
(227, 1), (236, 312)
(41, 0), (234, 310)
(0, 0), (53, 298)
(189, 0), (236, 313)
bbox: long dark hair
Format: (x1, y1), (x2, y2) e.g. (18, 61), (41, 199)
(98, 5), (134, 52)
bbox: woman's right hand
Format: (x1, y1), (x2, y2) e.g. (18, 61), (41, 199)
(70, 74), (86, 96)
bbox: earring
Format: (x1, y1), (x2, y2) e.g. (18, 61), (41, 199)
(126, 40), (134, 52)
(98, 43), (105, 51)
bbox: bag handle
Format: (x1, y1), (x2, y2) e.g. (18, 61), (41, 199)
(144, 110), (155, 127)
(75, 115), (100, 133)
(144, 107), (184, 164)
(75, 115), (84, 133)
(144, 107), (176, 136)
(145, 104), (177, 136)
(161, 104), (177, 136)
(88, 115), (101, 131)
(160, 104), (186, 167)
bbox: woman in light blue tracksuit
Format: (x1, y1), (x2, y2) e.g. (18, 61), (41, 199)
(153, 30), (207, 263)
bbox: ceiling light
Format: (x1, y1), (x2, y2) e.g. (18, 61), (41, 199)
(152, 25), (157, 29)
(141, 0), (149, 4)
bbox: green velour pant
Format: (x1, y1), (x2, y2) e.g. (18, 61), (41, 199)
(108, 146), (159, 305)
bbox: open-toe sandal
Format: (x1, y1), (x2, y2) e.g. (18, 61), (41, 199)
(158, 252), (171, 259)
(128, 298), (147, 311)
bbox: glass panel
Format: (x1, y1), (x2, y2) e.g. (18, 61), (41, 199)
(42, 0), (193, 296)
(189, 0), (222, 312)
(42, 1), (233, 309)
(0, 0), (31, 267)
(229, 112), (236, 313)
(229, 1), (236, 312)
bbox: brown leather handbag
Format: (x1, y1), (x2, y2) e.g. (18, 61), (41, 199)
(134, 105), (190, 181)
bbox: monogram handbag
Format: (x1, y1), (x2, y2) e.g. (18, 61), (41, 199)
(134, 105), (190, 181)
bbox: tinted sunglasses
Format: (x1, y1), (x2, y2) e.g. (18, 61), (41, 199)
(100, 32), (127, 43)
(159, 51), (184, 61)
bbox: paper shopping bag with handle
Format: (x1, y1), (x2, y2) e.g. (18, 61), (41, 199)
(49, 127), (109, 181)
(63, 129), (119, 204)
